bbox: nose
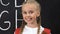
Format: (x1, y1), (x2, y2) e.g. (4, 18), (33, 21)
(26, 13), (30, 17)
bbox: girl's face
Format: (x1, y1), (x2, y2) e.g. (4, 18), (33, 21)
(22, 4), (40, 24)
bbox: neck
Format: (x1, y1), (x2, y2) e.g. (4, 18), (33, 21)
(27, 22), (38, 28)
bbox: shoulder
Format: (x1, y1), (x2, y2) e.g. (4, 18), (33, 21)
(40, 26), (51, 34)
(43, 28), (51, 34)
(14, 28), (21, 34)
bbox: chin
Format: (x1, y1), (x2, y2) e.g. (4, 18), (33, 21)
(26, 21), (32, 24)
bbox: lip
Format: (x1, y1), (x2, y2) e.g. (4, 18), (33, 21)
(26, 18), (32, 21)
(26, 19), (31, 21)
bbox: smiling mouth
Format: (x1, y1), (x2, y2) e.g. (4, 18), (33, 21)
(26, 18), (32, 21)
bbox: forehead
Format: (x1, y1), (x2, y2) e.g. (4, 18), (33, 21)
(22, 3), (37, 11)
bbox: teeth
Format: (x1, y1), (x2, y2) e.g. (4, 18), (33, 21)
(26, 18), (32, 21)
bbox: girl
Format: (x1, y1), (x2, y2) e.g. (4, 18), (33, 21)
(14, 0), (51, 34)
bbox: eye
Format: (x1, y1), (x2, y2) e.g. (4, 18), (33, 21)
(22, 11), (27, 14)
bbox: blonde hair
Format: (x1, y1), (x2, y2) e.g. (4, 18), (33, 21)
(20, 0), (41, 34)
(22, 0), (41, 12)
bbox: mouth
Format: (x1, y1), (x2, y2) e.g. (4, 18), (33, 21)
(26, 18), (32, 21)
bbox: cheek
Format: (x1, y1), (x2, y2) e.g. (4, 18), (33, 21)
(31, 14), (37, 19)
(22, 14), (28, 21)
(22, 14), (26, 19)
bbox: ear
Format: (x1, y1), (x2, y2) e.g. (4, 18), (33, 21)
(37, 11), (40, 17)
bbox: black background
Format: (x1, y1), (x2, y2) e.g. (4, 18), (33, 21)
(0, 0), (60, 34)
